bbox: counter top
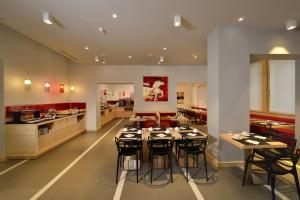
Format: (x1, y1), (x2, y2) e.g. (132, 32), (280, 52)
(6, 112), (86, 126)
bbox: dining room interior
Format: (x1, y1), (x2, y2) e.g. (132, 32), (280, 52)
(0, 0), (300, 200)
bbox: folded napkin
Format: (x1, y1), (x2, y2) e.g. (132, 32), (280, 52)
(187, 133), (197, 137)
(254, 135), (267, 140)
(157, 134), (166, 137)
(180, 127), (186, 130)
(129, 128), (137, 131)
(125, 134), (134, 138)
(246, 140), (260, 145)
(153, 127), (161, 130)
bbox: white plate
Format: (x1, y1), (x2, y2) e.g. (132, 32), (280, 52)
(157, 134), (166, 137)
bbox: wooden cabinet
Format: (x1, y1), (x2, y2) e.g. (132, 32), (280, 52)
(5, 113), (86, 159)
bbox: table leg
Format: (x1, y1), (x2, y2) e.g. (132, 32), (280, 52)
(243, 149), (254, 185)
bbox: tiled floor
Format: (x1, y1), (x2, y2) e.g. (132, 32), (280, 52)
(0, 118), (298, 200)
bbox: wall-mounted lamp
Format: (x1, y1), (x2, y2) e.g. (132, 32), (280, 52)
(44, 82), (50, 92)
(60, 84), (64, 93)
(24, 78), (31, 90)
(70, 86), (75, 94)
(174, 15), (182, 27)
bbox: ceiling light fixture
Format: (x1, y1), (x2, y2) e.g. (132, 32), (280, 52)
(128, 55), (132, 59)
(193, 55), (198, 59)
(286, 19), (298, 31)
(163, 47), (167, 51)
(238, 17), (244, 22)
(102, 61), (106, 64)
(95, 56), (99, 62)
(42, 12), (53, 25)
(112, 13), (118, 18)
(174, 15), (182, 27)
(84, 46), (89, 50)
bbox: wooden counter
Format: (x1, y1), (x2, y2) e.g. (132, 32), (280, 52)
(5, 113), (86, 159)
(101, 107), (133, 126)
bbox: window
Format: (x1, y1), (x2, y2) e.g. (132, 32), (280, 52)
(249, 62), (263, 111)
(269, 60), (295, 114)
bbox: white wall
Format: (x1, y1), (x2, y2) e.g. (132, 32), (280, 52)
(208, 25), (300, 163)
(296, 59), (300, 148)
(0, 23), (71, 106)
(0, 60), (5, 160)
(196, 86), (207, 107)
(70, 64), (207, 130)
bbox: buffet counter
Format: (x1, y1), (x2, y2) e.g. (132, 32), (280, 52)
(101, 106), (133, 126)
(5, 113), (86, 159)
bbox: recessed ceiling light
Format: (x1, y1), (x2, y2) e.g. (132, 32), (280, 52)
(238, 17), (244, 22)
(84, 46), (89, 50)
(102, 61), (106, 64)
(163, 47), (167, 51)
(128, 55), (132, 59)
(112, 13), (118, 19)
(193, 55), (198, 59)
(95, 56), (99, 62)
(42, 12), (53, 25)
(286, 19), (298, 31)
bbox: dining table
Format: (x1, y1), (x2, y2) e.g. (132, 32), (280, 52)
(115, 126), (208, 169)
(220, 132), (287, 184)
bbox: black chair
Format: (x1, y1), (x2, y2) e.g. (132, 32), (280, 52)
(147, 137), (175, 183)
(178, 136), (208, 182)
(243, 148), (300, 200)
(115, 137), (143, 183)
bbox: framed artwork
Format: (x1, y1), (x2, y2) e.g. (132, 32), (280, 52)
(143, 76), (168, 101)
(177, 92), (184, 104)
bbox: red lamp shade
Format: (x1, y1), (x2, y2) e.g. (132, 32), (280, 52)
(60, 84), (64, 93)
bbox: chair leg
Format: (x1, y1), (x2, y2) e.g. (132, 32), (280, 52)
(267, 172), (271, 185)
(270, 175), (276, 200)
(185, 152), (189, 182)
(292, 168), (300, 198)
(169, 153), (173, 183)
(151, 153), (153, 183)
(196, 154), (199, 167)
(177, 148), (181, 163)
(116, 155), (120, 184)
(203, 153), (208, 181)
(136, 152), (139, 183)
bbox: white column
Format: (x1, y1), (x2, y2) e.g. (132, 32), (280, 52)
(0, 60), (5, 160)
(296, 59), (300, 148)
(208, 27), (247, 163)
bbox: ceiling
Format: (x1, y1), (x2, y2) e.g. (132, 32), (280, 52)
(0, 0), (299, 65)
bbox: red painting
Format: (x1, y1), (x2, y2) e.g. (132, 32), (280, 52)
(143, 76), (168, 101)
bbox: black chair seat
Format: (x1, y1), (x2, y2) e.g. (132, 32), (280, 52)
(151, 147), (170, 155)
(253, 160), (290, 175)
(120, 148), (138, 156)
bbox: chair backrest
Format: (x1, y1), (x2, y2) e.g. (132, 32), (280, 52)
(182, 136), (208, 151)
(115, 137), (142, 152)
(273, 134), (297, 154)
(147, 137), (174, 151)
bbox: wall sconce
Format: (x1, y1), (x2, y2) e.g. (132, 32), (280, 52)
(60, 84), (64, 93)
(24, 78), (31, 90)
(44, 82), (50, 92)
(70, 86), (75, 94)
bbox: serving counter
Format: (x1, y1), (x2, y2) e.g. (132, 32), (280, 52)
(5, 113), (86, 159)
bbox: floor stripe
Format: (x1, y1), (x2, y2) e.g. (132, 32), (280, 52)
(238, 166), (290, 200)
(181, 168), (205, 200)
(113, 170), (127, 200)
(0, 160), (29, 176)
(30, 119), (123, 200)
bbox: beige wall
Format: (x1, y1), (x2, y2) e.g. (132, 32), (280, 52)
(70, 64), (207, 130)
(100, 84), (134, 101)
(0, 60), (4, 160)
(0, 23), (71, 106)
